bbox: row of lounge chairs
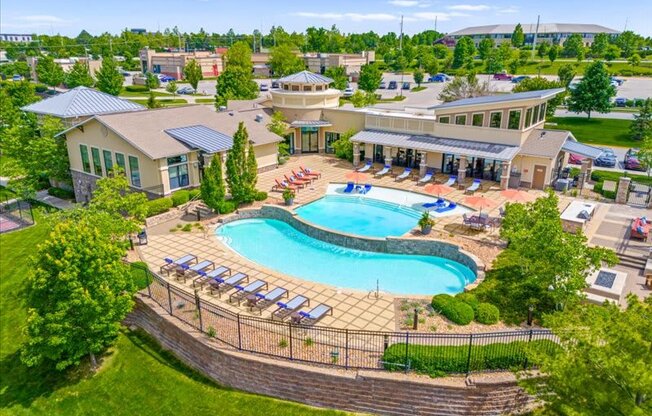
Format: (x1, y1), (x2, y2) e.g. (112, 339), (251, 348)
(421, 199), (458, 213)
(272, 166), (321, 192)
(343, 182), (372, 194)
(160, 254), (333, 325)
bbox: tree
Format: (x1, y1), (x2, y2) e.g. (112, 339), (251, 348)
(616, 30), (642, 58)
(562, 34), (585, 58)
(485, 49), (505, 74)
(638, 136), (652, 176)
(548, 45), (560, 63)
(324, 66), (348, 90)
(604, 44), (621, 62)
(557, 63), (576, 88)
(183, 58), (203, 90)
(95, 56), (124, 96)
(243, 141), (258, 201)
(513, 77), (564, 118)
(511, 24), (525, 48)
(590, 33), (609, 58)
(424, 57), (439, 77)
(536, 42), (550, 59)
(629, 53), (642, 67)
(21, 209), (137, 370)
(350, 90), (367, 108)
(146, 91), (160, 109)
(568, 61), (615, 119)
(88, 170), (148, 233)
(215, 42), (258, 108)
(452, 36), (476, 69)
(332, 128), (356, 162)
(478, 38), (494, 61)
(145, 72), (160, 90)
(508, 59), (519, 75)
(65, 60), (94, 88)
(439, 74), (491, 102)
(519, 295), (651, 416)
(166, 80), (177, 97)
(269, 44), (304, 77)
(225, 122), (257, 203)
(35, 55), (64, 89)
(200, 154), (226, 209)
(267, 111), (290, 159)
(630, 98), (652, 141)
(413, 69), (424, 87)
(358, 63), (382, 93)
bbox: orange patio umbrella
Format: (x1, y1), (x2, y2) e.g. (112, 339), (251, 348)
(500, 189), (536, 203)
(463, 195), (497, 215)
(424, 183), (455, 197)
(345, 170), (370, 184)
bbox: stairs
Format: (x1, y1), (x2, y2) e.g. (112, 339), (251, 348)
(616, 252), (646, 270)
(188, 201), (214, 221)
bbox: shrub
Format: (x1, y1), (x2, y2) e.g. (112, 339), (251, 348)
(188, 188), (201, 199)
(146, 197), (173, 216)
(47, 187), (75, 200)
(254, 191), (268, 201)
(432, 294), (474, 325)
(431, 294), (453, 311)
(216, 200), (237, 214)
(455, 292), (479, 312)
(171, 190), (190, 207)
(34, 83), (48, 92)
(475, 303), (500, 325)
(125, 85), (149, 92)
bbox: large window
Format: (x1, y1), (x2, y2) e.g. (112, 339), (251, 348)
(115, 152), (126, 172)
(167, 155), (189, 190)
(80, 144), (91, 173)
(300, 127), (319, 153)
(525, 108), (533, 127)
(103, 150), (113, 174)
(539, 103), (547, 122)
(507, 110), (521, 130)
(455, 114), (467, 125)
(472, 113), (484, 127)
(91, 147), (103, 176)
(128, 156), (141, 187)
(438, 116), (450, 124)
(532, 105), (540, 124)
(325, 132), (340, 154)
(489, 111), (502, 128)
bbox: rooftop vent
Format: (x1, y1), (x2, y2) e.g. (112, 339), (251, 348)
(218, 106), (227, 112)
(255, 114), (264, 122)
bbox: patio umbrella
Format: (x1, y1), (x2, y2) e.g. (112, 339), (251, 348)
(500, 189), (536, 203)
(345, 170), (369, 184)
(424, 183), (454, 197)
(463, 195), (497, 215)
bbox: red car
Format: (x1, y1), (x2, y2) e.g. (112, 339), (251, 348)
(493, 72), (513, 81)
(568, 154), (585, 165)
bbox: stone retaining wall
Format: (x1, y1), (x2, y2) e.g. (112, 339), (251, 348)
(126, 295), (533, 416)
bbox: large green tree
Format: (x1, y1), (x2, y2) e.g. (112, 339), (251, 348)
(36, 55), (65, 89)
(548, 45), (560, 63)
(65, 60), (94, 88)
(452, 36), (476, 69)
(630, 98), (652, 141)
(520, 295), (651, 415)
(95, 56), (124, 96)
(358, 63), (382, 93)
(590, 32), (609, 58)
(215, 42), (258, 108)
(267, 110), (290, 159)
(638, 136), (652, 176)
(511, 24), (525, 48)
(513, 77), (564, 117)
(439, 74), (490, 102)
(557, 63), (576, 88)
(88, 169), (148, 232)
(604, 44), (622, 61)
(568, 61), (615, 119)
(615, 30), (642, 57)
(324, 66), (348, 90)
(562, 34), (585, 58)
(268, 44), (304, 77)
(183, 58), (203, 90)
(478, 38), (494, 60)
(225, 122), (257, 202)
(200, 154), (226, 209)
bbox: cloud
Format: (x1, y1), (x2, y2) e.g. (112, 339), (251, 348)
(446, 4), (490, 11)
(496, 6), (519, 13)
(293, 12), (399, 21)
(387, 0), (432, 6)
(4, 14), (74, 28)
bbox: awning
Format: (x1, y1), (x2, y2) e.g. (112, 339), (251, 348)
(351, 130), (521, 161)
(561, 139), (603, 159)
(165, 125), (233, 154)
(289, 120), (333, 128)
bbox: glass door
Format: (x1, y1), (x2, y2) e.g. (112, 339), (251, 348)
(301, 127), (319, 153)
(373, 144), (384, 163)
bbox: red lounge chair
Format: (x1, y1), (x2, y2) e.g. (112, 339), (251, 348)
(284, 175), (308, 188)
(274, 179), (298, 191)
(300, 166), (321, 178)
(292, 169), (315, 183)
(631, 218), (650, 240)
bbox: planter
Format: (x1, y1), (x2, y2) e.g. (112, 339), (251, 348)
(284, 198), (294, 206)
(421, 225), (432, 235)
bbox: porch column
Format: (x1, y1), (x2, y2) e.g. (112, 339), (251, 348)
(615, 177), (631, 204)
(457, 156), (467, 186)
(294, 127), (302, 155)
(384, 147), (392, 167)
(500, 161), (511, 190)
(578, 159), (593, 190)
(353, 142), (361, 167)
(318, 128), (325, 154)
(419, 152), (428, 178)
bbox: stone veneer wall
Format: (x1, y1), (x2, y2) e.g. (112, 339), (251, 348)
(126, 295), (534, 416)
(222, 205), (485, 279)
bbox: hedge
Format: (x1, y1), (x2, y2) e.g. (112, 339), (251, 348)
(455, 292), (479, 312)
(125, 85), (149, 92)
(47, 187), (75, 200)
(432, 294), (474, 325)
(146, 197), (173, 217)
(171, 190), (190, 207)
(475, 303), (500, 325)
(216, 200), (237, 214)
(188, 189), (201, 199)
(382, 340), (557, 375)
(254, 191), (268, 201)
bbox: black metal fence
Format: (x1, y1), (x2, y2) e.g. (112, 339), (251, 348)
(0, 197), (35, 233)
(132, 265), (557, 375)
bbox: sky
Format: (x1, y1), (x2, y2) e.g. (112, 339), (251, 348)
(1, 0), (650, 37)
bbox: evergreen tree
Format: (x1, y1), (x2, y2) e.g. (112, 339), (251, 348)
(65, 60), (94, 88)
(201, 154), (225, 209)
(452, 36), (476, 69)
(225, 121), (247, 202)
(243, 142), (258, 202)
(511, 24), (525, 48)
(568, 61), (615, 119)
(630, 98), (652, 141)
(537, 42), (550, 59)
(146, 91), (161, 108)
(183, 59), (203, 90)
(145, 72), (160, 90)
(36, 55), (65, 89)
(478, 38), (494, 61)
(548, 45), (560, 63)
(215, 42), (258, 108)
(95, 56), (124, 96)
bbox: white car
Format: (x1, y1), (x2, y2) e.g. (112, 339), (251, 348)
(343, 87), (354, 97)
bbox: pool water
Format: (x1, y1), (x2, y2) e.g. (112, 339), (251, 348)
(295, 195), (423, 238)
(217, 218), (476, 295)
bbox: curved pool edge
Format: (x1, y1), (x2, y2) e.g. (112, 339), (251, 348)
(218, 204), (485, 290)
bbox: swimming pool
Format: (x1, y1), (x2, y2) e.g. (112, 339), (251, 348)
(217, 218), (476, 295)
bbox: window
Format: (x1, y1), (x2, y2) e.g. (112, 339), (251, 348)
(455, 115), (467, 125)
(532, 105), (540, 123)
(167, 155), (189, 190)
(325, 132), (340, 154)
(472, 113), (484, 127)
(315, 85), (323, 91)
(291, 85), (299, 91)
(438, 116), (450, 124)
(303, 85), (311, 91)
(80, 144), (91, 173)
(539, 103), (547, 121)
(103, 150), (113, 174)
(525, 108), (533, 127)
(508, 110), (521, 130)
(91, 147), (103, 176)
(489, 111), (502, 128)
(115, 152), (126, 172)
(128, 156), (141, 187)
(166, 155), (187, 165)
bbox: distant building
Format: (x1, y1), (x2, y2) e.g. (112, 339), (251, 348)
(130, 28), (147, 35)
(26, 56), (103, 83)
(0, 33), (33, 43)
(303, 51), (375, 76)
(448, 23), (619, 47)
(139, 48), (224, 79)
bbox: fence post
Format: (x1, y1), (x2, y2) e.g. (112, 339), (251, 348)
(523, 329), (534, 369)
(195, 290), (203, 332)
(288, 322), (293, 361)
(345, 329), (349, 369)
(167, 282), (173, 315)
(145, 269), (152, 298)
(29, 203), (34, 224)
(465, 333), (474, 375)
(237, 314), (242, 350)
(404, 332), (409, 373)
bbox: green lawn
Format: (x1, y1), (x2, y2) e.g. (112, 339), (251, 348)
(119, 89), (172, 98)
(545, 116), (634, 147)
(0, 213), (347, 416)
(411, 86), (427, 92)
(195, 98), (216, 104)
(514, 60), (652, 76)
(0, 186), (14, 201)
(129, 98), (189, 107)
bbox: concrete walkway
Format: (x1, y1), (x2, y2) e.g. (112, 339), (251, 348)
(34, 190), (75, 210)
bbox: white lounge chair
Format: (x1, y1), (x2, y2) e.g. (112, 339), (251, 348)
(229, 279), (268, 305)
(208, 272), (248, 295)
(418, 170), (434, 184)
(250, 287), (289, 314)
(295, 304), (333, 325)
(176, 259), (215, 282)
(357, 160), (372, 172)
(193, 265), (231, 288)
(160, 254), (197, 275)
(395, 167), (411, 181)
(465, 179), (482, 194)
(375, 165), (391, 177)
(272, 295), (309, 320)
(444, 175), (457, 187)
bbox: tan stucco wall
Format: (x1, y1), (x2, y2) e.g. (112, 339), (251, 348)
(254, 142), (278, 170)
(271, 90), (340, 113)
(276, 108), (324, 123)
(511, 155), (555, 187)
(322, 109), (366, 133)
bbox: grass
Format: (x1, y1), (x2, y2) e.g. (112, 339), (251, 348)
(545, 116), (634, 147)
(513, 60), (652, 76)
(119, 89), (172, 98)
(377, 95), (407, 103)
(411, 86), (427, 92)
(0, 212), (348, 416)
(0, 185), (14, 201)
(129, 98), (189, 107)
(195, 98), (216, 104)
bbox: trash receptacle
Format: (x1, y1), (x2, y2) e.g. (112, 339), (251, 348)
(555, 179), (569, 192)
(137, 230), (148, 245)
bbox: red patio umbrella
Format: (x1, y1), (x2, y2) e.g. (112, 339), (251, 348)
(463, 195), (497, 215)
(500, 189), (536, 203)
(345, 170), (370, 184)
(424, 183), (455, 197)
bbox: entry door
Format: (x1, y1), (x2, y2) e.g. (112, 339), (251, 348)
(301, 127), (319, 153)
(532, 165), (547, 190)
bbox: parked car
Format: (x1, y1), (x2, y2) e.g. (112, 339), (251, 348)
(157, 74), (176, 82)
(11, 74), (23, 81)
(511, 75), (530, 83)
(594, 148), (617, 167)
(343, 87), (354, 97)
(610, 76), (624, 86)
(176, 86), (195, 94)
(625, 148), (646, 171)
(120, 70), (131, 77)
(610, 80), (619, 88)
(388, 80), (398, 89)
(614, 97), (627, 107)
(259, 83), (269, 92)
(568, 154), (585, 165)
(271, 81), (279, 89)
(379, 81), (387, 89)
(402, 82), (410, 90)
(428, 73), (450, 82)
(493, 72), (513, 81)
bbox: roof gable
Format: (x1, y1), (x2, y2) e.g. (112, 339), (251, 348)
(165, 125), (233, 154)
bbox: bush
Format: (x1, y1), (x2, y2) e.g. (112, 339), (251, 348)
(253, 191), (268, 201)
(47, 187), (75, 200)
(475, 303), (500, 325)
(125, 85), (149, 92)
(146, 197), (173, 217)
(188, 188), (201, 199)
(431, 294), (453, 311)
(455, 292), (479, 312)
(170, 190), (190, 207)
(216, 200), (237, 214)
(34, 83), (48, 93)
(431, 294), (474, 325)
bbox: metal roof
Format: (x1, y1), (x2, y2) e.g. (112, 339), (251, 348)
(351, 130), (520, 161)
(21, 86), (145, 118)
(289, 120), (333, 128)
(164, 125), (233, 154)
(449, 23), (619, 37)
(433, 88), (565, 111)
(277, 70), (333, 84)
(561, 139), (603, 159)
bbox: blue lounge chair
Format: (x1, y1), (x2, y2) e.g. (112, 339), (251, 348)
(208, 272), (248, 294)
(418, 170), (434, 184)
(444, 175), (457, 187)
(422, 198), (445, 209)
(357, 160), (372, 172)
(343, 182), (355, 193)
(435, 202), (457, 214)
(375, 165), (391, 177)
(160, 254), (197, 275)
(229, 279), (268, 304)
(295, 304), (333, 325)
(272, 295), (309, 320)
(465, 179), (482, 194)
(359, 184), (372, 194)
(395, 167), (411, 181)
(250, 287), (289, 314)
(177, 259), (215, 282)
(193, 265), (230, 288)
